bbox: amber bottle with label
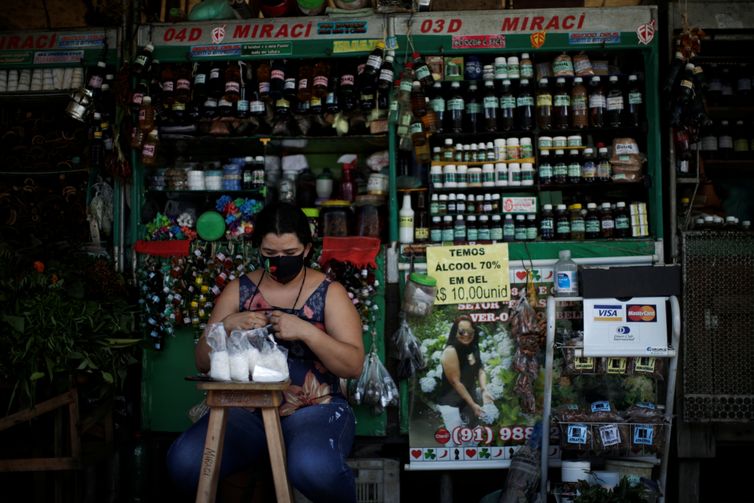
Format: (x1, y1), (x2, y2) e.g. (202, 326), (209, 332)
(571, 76), (588, 129)
(536, 78), (553, 130)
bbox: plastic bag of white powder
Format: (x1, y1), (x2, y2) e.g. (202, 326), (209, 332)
(207, 323), (231, 381)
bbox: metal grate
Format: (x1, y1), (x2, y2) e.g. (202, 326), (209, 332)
(681, 231), (754, 422)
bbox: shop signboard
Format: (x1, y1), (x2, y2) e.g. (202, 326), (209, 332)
(408, 253), (558, 469)
(395, 6), (657, 51)
(138, 16), (389, 61)
(0, 29), (118, 67)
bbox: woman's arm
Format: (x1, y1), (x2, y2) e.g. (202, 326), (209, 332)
(271, 281), (364, 378)
(478, 368), (494, 404)
(441, 347), (483, 416)
(195, 278), (268, 372)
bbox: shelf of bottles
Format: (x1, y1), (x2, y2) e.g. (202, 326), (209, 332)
(396, 50), (653, 248)
(672, 49), (754, 232)
(130, 42), (398, 240)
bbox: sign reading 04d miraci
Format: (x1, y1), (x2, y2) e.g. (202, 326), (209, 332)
(426, 244), (510, 306)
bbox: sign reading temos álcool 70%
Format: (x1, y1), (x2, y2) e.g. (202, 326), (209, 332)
(426, 244), (510, 305)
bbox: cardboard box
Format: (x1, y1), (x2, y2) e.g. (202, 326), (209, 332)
(580, 265), (681, 299)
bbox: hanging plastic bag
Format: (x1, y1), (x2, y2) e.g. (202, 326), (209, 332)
(228, 329), (251, 382)
(510, 288), (539, 338)
(252, 333), (289, 382)
(351, 348), (399, 414)
(392, 316), (426, 379)
(207, 323), (231, 381)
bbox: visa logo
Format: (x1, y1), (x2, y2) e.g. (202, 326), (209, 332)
(594, 304), (622, 321)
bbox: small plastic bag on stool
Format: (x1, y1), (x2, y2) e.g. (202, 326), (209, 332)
(228, 330), (251, 382)
(244, 327), (267, 376)
(207, 323), (230, 381)
(252, 333), (289, 382)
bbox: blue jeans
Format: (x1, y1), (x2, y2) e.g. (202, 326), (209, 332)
(167, 400), (357, 503)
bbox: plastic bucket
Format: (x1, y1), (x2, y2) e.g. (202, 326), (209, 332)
(604, 459), (654, 486)
(561, 460), (591, 483)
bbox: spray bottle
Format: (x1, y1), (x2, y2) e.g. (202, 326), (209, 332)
(337, 154), (358, 202)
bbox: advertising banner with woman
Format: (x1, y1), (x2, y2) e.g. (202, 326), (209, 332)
(407, 249), (555, 469)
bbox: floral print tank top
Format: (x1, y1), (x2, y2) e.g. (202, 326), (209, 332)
(239, 274), (344, 416)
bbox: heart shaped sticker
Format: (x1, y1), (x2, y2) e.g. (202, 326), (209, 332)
(411, 449), (422, 459)
(465, 448), (477, 457)
(515, 270), (528, 280)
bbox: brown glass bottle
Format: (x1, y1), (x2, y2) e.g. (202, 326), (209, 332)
(224, 61), (241, 103)
(256, 61), (271, 100)
(312, 60), (329, 98)
(297, 61), (313, 103)
(536, 78), (552, 130)
(161, 63), (176, 106)
(570, 76), (588, 129)
(553, 77), (570, 129)
(589, 76), (606, 128)
(174, 64), (192, 104)
(270, 59), (286, 100)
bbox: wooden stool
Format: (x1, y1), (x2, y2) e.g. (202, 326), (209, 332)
(195, 381), (292, 503)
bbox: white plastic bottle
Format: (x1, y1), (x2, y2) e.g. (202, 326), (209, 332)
(554, 249), (579, 296)
(399, 193), (415, 244)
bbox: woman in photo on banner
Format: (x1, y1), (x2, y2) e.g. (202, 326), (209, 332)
(436, 315), (494, 444)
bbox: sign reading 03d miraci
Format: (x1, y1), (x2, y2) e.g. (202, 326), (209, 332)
(426, 244), (510, 306)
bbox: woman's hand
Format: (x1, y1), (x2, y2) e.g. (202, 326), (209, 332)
(269, 310), (314, 342)
(471, 403), (484, 417)
(222, 311), (269, 332)
(482, 390), (495, 404)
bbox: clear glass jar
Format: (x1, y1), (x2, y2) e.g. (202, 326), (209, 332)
(402, 272), (437, 317)
(355, 195), (384, 238)
(320, 200), (354, 237)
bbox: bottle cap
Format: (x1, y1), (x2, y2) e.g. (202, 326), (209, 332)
(559, 250), (571, 259)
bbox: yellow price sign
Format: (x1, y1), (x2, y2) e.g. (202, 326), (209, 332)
(332, 39), (382, 54)
(426, 243), (510, 306)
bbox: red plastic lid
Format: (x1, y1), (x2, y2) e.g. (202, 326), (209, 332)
(260, 0), (289, 17)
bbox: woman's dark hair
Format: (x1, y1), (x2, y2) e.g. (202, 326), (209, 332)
(446, 315), (481, 364)
(252, 202), (312, 247)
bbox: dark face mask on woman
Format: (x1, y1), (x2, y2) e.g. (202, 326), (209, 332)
(262, 252), (305, 284)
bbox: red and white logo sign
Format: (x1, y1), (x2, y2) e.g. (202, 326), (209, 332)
(211, 25), (226, 44)
(627, 304), (657, 322)
(434, 428), (451, 445)
(636, 19), (656, 45)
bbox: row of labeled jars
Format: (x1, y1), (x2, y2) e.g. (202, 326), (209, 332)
(431, 147), (618, 189)
(427, 200), (648, 244)
(423, 74), (643, 134)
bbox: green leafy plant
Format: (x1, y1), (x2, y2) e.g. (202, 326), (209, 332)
(0, 247), (141, 411)
(574, 478), (649, 503)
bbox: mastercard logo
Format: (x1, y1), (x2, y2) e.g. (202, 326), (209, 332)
(627, 304), (656, 322)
